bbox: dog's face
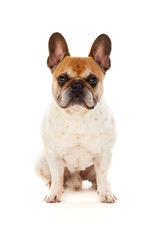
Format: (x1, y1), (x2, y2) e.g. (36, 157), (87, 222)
(47, 33), (111, 110)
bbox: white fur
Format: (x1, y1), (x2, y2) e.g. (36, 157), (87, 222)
(35, 97), (117, 203)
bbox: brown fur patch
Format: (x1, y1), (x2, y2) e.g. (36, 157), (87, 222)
(53, 56), (104, 80)
(40, 169), (48, 180)
(40, 168), (44, 176)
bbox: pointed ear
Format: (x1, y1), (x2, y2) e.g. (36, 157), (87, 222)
(89, 34), (111, 73)
(47, 32), (70, 71)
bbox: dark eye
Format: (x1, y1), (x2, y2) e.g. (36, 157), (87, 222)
(88, 75), (98, 87)
(57, 75), (67, 86)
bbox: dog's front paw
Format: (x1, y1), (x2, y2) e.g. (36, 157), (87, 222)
(99, 192), (117, 203)
(44, 192), (62, 203)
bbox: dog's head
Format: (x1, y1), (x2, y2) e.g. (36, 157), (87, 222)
(47, 32), (111, 110)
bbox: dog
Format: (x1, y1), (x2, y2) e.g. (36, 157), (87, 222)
(35, 32), (117, 203)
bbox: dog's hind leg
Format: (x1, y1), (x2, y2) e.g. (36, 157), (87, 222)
(64, 170), (82, 190)
(80, 165), (97, 189)
(34, 149), (51, 188)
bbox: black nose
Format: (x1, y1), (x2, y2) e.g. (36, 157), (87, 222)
(72, 81), (84, 91)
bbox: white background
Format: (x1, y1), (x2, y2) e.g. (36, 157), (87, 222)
(0, 0), (160, 239)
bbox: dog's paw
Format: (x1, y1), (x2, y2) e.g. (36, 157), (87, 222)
(44, 192), (62, 203)
(99, 192), (117, 203)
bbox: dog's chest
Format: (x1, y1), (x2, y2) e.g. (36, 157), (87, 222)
(42, 101), (115, 171)
(51, 118), (103, 170)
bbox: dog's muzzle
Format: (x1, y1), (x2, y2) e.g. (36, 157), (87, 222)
(57, 80), (96, 109)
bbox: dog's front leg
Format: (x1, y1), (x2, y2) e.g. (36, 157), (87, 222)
(44, 151), (64, 203)
(94, 153), (117, 203)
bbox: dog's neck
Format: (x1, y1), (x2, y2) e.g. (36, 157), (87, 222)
(52, 98), (104, 121)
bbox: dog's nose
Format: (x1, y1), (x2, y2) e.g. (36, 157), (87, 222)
(72, 81), (84, 91)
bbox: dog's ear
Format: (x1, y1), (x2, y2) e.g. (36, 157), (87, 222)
(89, 34), (111, 73)
(47, 32), (70, 71)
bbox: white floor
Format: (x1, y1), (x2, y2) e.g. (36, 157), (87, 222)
(1, 171), (159, 240)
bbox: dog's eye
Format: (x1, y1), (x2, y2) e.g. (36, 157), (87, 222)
(57, 75), (67, 86)
(87, 75), (98, 87)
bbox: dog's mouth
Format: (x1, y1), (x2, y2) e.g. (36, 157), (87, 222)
(68, 96), (86, 106)
(57, 84), (96, 110)
(62, 96), (94, 110)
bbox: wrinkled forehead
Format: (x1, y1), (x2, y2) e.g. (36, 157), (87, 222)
(52, 56), (104, 80)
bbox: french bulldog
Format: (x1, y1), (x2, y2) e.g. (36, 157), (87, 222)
(35, 32), (117, 203)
